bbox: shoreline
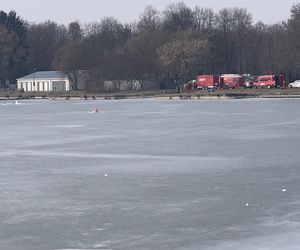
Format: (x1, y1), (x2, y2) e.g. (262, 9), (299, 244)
(2, 89), (300, 101)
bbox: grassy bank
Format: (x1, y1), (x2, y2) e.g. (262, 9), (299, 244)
(1, 88), (300, 100)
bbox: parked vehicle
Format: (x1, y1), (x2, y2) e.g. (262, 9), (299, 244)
(242, 74), (256, 88)
(195, 75), (220, 89)
(220, 74), (245, 88)
(289, 80), (300, 88)
(184, 80), (196, 91)
(254, 75), (286, 88)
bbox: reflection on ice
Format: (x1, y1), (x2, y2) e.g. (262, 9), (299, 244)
(43, 125), (88, 128)
(2, 149), (234, 161)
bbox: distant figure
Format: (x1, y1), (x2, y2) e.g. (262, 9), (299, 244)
(89, 108), (101, 114)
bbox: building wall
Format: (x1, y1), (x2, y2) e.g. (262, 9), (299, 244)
(17, 76), (157, 92)
(17, 79), (70, 92)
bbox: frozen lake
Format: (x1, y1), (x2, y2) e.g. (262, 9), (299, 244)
(1, 98), (300, 250)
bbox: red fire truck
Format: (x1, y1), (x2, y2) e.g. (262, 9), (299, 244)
(195, 75), (220, 89)
(220, 74), (245, 88)
(253, 75), (287, 88)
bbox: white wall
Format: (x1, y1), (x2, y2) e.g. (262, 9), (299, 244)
(48, 81), (53, 91)
(44, 81), (50, 91)
(28, 82), (32, 92)
(17, 79), (69, 92)
(65, 80), (70, 91)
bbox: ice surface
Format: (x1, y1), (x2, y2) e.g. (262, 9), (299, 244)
(1, 98), (300, 250)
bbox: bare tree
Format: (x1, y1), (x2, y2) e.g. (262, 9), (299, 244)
(27, 21), (67, 71)
(193, 7), (215, 36)
(68, 21), (82, 41)
(286, 3), (300, 78)
(157, 35), (210, 81)
(0, 11), (28, 84)
(162, 2), (195, 31)
(53, 41), (85, 90)
(137, 5), (161, 31)
(215, 8), (236, 72)
(0, 27), (19, 86)
(232, 8), (253, 73)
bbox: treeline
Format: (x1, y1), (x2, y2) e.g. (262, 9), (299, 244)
(1, 2), (300, 89)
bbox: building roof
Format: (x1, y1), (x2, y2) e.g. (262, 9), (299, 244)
(17, 71), (68, 81)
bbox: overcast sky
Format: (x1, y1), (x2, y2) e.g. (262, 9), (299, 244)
(0, 0), (298, 25)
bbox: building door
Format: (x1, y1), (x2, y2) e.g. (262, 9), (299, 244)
(52, 81), (66, 92)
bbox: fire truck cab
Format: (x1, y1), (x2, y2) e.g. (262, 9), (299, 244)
(254, 75), (286, 88)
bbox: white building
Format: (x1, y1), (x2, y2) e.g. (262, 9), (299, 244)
(17, 71), (71, 92)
